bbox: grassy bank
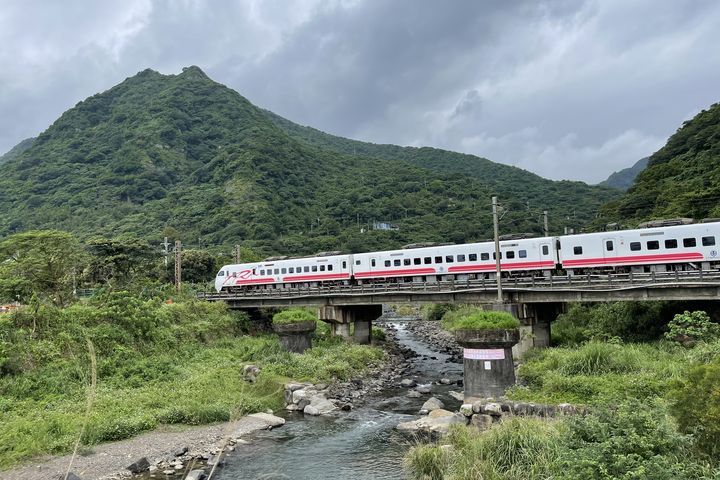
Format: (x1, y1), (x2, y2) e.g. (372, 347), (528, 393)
(406, 304), (720, 479)
(0, 292), (383, 469)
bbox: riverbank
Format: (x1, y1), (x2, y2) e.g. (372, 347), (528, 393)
(0, 295), (385, 473)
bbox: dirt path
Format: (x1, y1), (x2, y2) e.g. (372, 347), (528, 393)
(1, 413), (285, 480)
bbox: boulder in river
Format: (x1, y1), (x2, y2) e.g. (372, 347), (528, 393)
(407, 390), (422, 398)
(396, 409), (466, 434)
(400, 378), (417, 388)
(186, 470), (207, 480)
(127, 457), (150, 474)
(303, 395), (337, 416)
(420, 397), (445, 414)
(416, 384), (432, 394)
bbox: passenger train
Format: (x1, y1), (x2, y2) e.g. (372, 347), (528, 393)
(214, 221), (720, 293)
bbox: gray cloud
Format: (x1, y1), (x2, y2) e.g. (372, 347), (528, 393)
(1, 0), (719, 182)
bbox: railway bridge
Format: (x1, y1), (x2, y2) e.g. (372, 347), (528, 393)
(201, 269), (720, 355)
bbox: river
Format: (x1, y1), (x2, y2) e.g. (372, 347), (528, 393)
(214, 321), (463, 480)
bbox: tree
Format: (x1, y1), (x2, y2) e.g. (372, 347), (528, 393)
(86, 237), (158, 285)
(0, 230), (84, 306)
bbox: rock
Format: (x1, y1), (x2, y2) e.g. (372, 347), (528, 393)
(459, 404), (474, 417)
(428, 408), (453, 418)
(186, 470), (207, 480)
(439, 378), (452, 385)
(472, 401), (484, 414)
(397, 410), (466, 434)
(292, 389), (309, 404)
(297, 398), (311, 410)
(557, 403), (577, 415)
(174, 463), (184, 470)
(416, 384), (432, 394)
(285, 403), (300, 411)
(163, 470), (176, 475)
(127, 457), (150, 474)
(283, 389), (294, 404)
(448, 391), (465, 402)
(407, 390), (422, 398)
(248, 412), (286, 427)
(207, 454), (224, 467)
(482, 402), (503, 416)
(471, 414), (494, 431)
(421, 397), (445, 413)
(148, 465), (158, 472)
(304, 405), (320, 416)
(243, 364), (260, 383)
(174, 446), (188, 457)
(512, 402), (529, 415)
(285, 383), (305, 391)
(400, 378), (417, 388)
(315, 383), (328, 390)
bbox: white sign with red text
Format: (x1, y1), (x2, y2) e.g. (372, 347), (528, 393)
(463, 348), (505, 360)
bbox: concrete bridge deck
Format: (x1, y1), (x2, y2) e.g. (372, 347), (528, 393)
(200, 270), (720, 307)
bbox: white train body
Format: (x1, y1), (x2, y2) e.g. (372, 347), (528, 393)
(214, 222), (720, 292)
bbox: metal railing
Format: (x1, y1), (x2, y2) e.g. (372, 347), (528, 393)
(198, 269), (720, 301)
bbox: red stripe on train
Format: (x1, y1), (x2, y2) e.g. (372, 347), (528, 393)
(282, 273), (350, 281)
(233, 278), (276, 284)
(563, 252), (704, 266)
(354, 268), (436, 278)
(448, 261), (555, 272)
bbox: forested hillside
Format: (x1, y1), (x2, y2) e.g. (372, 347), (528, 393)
(598, 157), (649, 191)
(598, 103), (720, 225)
(0, 67), (618, 256)
(0, 137), (34, 166)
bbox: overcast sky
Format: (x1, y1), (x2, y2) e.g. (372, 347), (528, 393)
(1, 0), (719, 182)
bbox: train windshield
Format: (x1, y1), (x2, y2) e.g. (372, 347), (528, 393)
(217, 271), (225, 276)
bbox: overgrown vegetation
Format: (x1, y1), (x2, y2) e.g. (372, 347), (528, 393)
(272, 308), (318, 325)
(0, 293), (382, 469)
(441, 307), (519, 331)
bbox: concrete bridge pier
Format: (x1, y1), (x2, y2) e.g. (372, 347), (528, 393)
(318, 305), (382, 344)
(485, 303), (564, 358)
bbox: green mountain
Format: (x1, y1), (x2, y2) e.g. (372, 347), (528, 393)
(599, 157), (649, 191)
(0, 67), (619, 255)
(598, 103), (720, 225)
(0, 137), (35, 166)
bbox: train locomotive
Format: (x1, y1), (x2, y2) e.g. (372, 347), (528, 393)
(215, 221), (720, 293)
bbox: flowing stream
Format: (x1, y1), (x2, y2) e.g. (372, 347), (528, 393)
(215, 321), (463, 480)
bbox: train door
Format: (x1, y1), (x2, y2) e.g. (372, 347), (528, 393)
(603, 237), (618, 264)
(539, 241), (553, 276)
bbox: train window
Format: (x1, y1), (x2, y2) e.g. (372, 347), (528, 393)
(542, 245), (549, 256)
(281, 268), (287, 274)
(683, 238), (696, 247)
(435, 256), (443, 263)
(630, 242), (641, 251)
(328, 265), (333, 271)
(355, 260), (361, 265)
(371, 259), (376, 267)
(647, 240), (659, 250)
(414, 258), (421, 265)
(342, 261), (347, 269)
(312, 266), (318, 272)
(469, 253), (477, 261)
(424, 257), (432, 264)
(506, 251), (516, 259)
(319, 265), (325, 271)
(304, 266), (310, 272)
(274, 268), (280, 274)
(446, 255), (454, 263)
(385, 260), (391, 267)
(606, 241), (614, 251)
(481, 253), (490, 261)
(394, 259), (401, 266)
(217, 271), (225, 276)
(665, 239), (678, 249)
(573, 246), (583, 255)
(702, 236), (716, 246)
(519, 250), (527, 258)
(404, 258), (411, 266)
(493, 252), (503, 260)
(289, 267), (294, 273)
(457, 254), (466, 262)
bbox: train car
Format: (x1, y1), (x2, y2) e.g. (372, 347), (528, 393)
(559, 222), (720, 273)
(352, 236), (557, 283)
(215, 254), (353, 292)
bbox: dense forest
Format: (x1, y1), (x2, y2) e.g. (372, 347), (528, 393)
(598, 103), (720, 226)
(0, 67), (619, 258)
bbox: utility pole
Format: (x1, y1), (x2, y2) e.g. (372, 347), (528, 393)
(543, 210), (549, 237)
(234, 244), (241, 264)
(174, 240), (182, 293)
(161, 237), (171, 267)
(492, 196), (503, 303)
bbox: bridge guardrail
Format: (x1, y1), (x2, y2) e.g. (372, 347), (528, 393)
(197, 269), (720, 301)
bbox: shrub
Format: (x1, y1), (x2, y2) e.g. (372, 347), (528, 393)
(665, 310), (720, 347)
(272, 308), (317, 325)
(669, 360), (720, 457)
(442, 307), (519, 331)
(421, 303), (457, 321)
(371, 326), (386, 341)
